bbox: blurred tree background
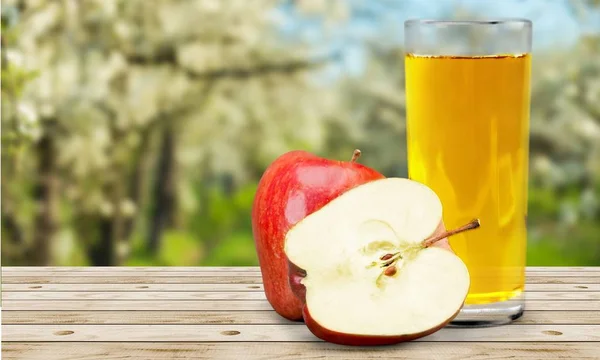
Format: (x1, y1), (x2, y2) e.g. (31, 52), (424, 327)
(1, 0), (599, 266)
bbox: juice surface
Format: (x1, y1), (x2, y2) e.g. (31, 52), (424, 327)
(405, 54), (531, 304)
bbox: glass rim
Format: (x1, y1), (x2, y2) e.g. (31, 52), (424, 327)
(405, 18), (532, 27)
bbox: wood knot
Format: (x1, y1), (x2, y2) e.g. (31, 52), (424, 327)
(54, 330), (74, 336)
(220, 330), (241, 336)
(542, 330), (563, 336)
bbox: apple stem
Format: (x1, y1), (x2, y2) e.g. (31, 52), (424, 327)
(350, 149), (361, 163)
(375, 219), (480, 282)
(421, 219), (481, 248)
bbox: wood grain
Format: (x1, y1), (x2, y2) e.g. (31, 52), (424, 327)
(3, 266), (598, 272)
(3, 310), (599, 325)
(4, 342), (600, 360)
(3, 266), (598, 359)
(3, 268), (599, 277)
(1, 266), (261, 272)
(3, 342), (600, 360)
(1, 291), (269, 300)
(524, 292), (600, 300)
(0, 311), (295, 325)
(3, 299), (599, 311)
(4, 282), (599, 292)
(4, 291), (599, 301)
(2, 266), (600, 273)
(2, 271), (262, 277)
(2, 283), (266, 292)
(525, 277), (600, 284)
(0, 276), (264, 284)
(3, 324), (600, 342)
(526, 283), (600, 291)
(1, 300), (275, 311)
(4, 275), (599, 284)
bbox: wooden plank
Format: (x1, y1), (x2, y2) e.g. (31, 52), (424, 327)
(2, 283), (265, 292)
(527, 267), (600, 272)
(0, 276), (264, 284)
(526, 284), (600, 291)
(4, 282), (598, 292)
(3, 342), (600, 360)
(515, 311), (600, 325)
(1, 300), (274, 311)
(527, 271), (600, 277)
(526, 277), (600, 284)
(0, 311), (295, 325)
(4, 275), (599, 284)
(4, 324), (600, 342)
(3, 269), (599, 277)
(1, 291), (268, 300)
(2, 266), (597, 272)
(1, 266), (261, 272)
(2, 271), (262, 277)
(3, 299), (599, 311)
(3, 310), (599, 326)
(524, 292), (600, 300)
(3, 291), (599, 301)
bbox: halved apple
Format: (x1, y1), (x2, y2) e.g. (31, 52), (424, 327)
(284, 178), (478, 346)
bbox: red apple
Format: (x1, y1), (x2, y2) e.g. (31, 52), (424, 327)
(252, 149), (384, 320)
(284, 178), (479, 345)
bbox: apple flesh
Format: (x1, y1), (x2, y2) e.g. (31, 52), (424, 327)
(284, 178), (477, 345)
(252, 150), (384, 320)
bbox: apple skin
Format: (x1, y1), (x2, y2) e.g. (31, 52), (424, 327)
(252, 150), (385, 321)
(303, 304), (461, 346)
(288, 221), (464, 345)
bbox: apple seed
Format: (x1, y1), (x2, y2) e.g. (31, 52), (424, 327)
(384, 265), (397, 277)
(380, 253), (394, 261)
(374, 219), (481, 283)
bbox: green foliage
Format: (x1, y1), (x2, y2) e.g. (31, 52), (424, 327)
(528, 187), (560, 219)
(160, 231), (205, 266)
(201, 232), (259, 266)
(197, 183), (259, 266)
(528, 219), (600, 266)
(527, 240), (573, 266)
(1, 63), (38, 98)
(126, 230), (204, 266)
(52, 230), (90, 266)
(188, 182), (257, 263)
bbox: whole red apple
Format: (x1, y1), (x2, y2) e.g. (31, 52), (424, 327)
(252, 149), (384, 320)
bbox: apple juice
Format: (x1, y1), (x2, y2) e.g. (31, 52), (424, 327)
(405, 54), (531, 304)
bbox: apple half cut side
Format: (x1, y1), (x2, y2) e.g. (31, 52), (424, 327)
(284, 178), (479, 346)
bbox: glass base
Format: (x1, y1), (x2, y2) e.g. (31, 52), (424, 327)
(449, 294), (524, 327)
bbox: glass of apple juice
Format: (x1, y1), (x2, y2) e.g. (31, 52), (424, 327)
(404, 19), (532, 325)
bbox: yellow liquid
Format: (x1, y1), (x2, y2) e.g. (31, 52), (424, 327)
(405, 54), (531, 304)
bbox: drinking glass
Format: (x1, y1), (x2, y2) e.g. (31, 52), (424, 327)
(404, 19), (532, 325)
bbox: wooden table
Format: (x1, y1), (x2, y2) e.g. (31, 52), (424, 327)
(1, 267), (599, 359)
